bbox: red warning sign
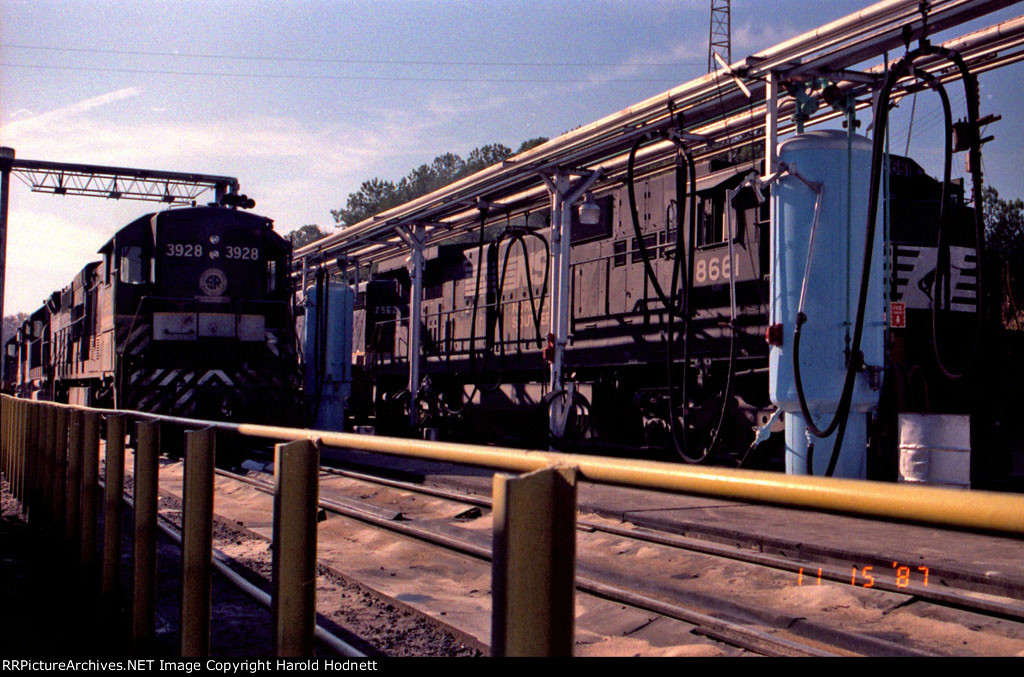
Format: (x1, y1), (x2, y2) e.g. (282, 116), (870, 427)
(890, 301), (906, 329)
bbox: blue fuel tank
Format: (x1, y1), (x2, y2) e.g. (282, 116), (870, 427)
(769, 130), (885, 478)
(303, 282), (354, 431)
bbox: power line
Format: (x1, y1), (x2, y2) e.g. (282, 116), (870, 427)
(1, 62), (689, 84)
(1, 43), (703, 70)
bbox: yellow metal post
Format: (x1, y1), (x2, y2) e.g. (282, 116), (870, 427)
(4, 397), (11, 491)
(491, 466), (577, 657)
(80, 411), (101, 572)
(23, 402), (36, 518)
(132, 420), (159, 647)
(11, 399), (20, 503)
(17, 400), (33, 509)
(40, 406), (56, 529)
(272, 438), (321, 657)
(102, 414), (126, 602)
(0, 398), (6, 485)
(181, 427), (215, 658)
(29, 402), (40, 520)
(1, 398), (7, 487)
(51, 407), (68, 538)
(65, 410), (84, 556)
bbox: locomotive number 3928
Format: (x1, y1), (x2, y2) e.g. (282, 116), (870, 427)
(225, 246), (260, 260)
(166, 243), (204, 257)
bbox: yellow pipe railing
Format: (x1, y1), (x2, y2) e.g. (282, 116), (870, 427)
(2, 394), (1023, 660)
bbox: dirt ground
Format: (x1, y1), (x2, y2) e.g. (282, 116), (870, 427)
(0, 476), (479, 658)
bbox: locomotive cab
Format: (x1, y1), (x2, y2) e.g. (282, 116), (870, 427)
(95, 206), (299, 422)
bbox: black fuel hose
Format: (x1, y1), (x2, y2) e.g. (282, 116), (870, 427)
(793, 42), (984, 477)
(922, 62), (985, 381)
(626, 131), (736, 463)
(627, 133), (685, 317)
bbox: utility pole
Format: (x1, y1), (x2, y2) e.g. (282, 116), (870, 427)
(708, 0), (731, 72)
(0, 147), (15, 330)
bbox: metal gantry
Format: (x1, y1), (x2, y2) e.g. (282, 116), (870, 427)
(0, 151), (243, 327)
(8, 158), (239, 205)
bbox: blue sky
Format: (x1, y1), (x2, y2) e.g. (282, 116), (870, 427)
(2, 0), (1023, 314)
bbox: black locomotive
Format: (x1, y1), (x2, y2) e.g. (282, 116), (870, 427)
(3, 205), (300, 424)
(347, 148), (1018, 485)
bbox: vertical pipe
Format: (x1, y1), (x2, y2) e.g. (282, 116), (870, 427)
(181, 427), (215, 658)
(407, 225), (425, 427)
(272, 438), (320, 657)
(547, 175), (566, 391)
(766, 71), (779, 174)
(51, 407), (68, 538)
(554, 189), (576, 393)
(80, 411), (100, 573)
(491, 466), (577, 657)
(101, 414), (125, 602)
(132, 420), (160, 647)
(550, 171), (601, 398)
(65, 410), (83, 556)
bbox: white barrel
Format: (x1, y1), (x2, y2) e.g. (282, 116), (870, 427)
(898, 414), (971, 488)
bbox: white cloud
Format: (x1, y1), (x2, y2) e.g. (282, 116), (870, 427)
(4, 87), (142, 133)
(2, 208), (117, 314)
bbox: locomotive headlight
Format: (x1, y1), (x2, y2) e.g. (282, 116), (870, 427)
(209, 250), (220, 259)
(578, 192), (601, 226)
(209, 235), (221, 245)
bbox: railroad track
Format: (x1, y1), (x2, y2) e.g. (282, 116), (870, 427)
(195, 460), (1024, 657)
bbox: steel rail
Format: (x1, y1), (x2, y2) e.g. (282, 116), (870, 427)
(212, 466), (844, 657)
(296, 459), (1024, 616)
(111, 476), (368, 657)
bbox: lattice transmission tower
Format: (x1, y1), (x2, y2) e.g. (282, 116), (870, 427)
(708, 0), (732, 72)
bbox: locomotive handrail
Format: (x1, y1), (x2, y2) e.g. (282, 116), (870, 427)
(10, 395), (1024, 537)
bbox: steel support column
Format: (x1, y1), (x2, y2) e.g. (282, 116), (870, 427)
(0, 147), (13, 326)
(765, 71), (779, 173)
(541, 170), (602, 393)
(397, 224), (427, 427)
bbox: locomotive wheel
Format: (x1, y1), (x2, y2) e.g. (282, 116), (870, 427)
(543, 389), (592, 445)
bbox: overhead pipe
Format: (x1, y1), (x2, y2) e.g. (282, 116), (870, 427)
(297, 1), (1018, 267)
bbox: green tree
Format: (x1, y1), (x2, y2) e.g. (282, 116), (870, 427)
(463, 143), (513, 175)
(331, 138), (548, 229)
(984, 186), (1024, 262)
(330, 178), (400, 228)
(515, 137), (549, 154)
(984, 186), (1024, 329)
(288, 224), (329, 249)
